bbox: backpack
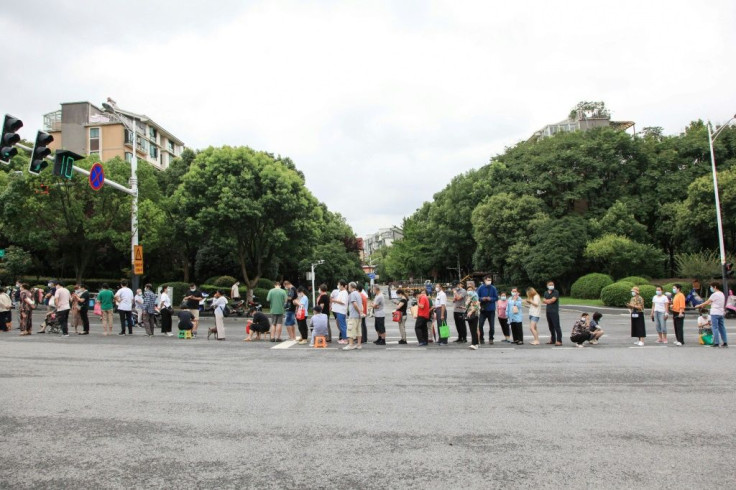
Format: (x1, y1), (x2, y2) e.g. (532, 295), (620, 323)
(222, 305), (231, 317)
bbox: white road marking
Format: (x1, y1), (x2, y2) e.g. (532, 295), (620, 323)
(271, 340), (297, 349)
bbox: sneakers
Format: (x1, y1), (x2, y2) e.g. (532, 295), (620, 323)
(711, 344), (720, 348)
(62, 334), (69, 337)
(576, 344), (584, 348)
(674, 341), (682, 346)
(469, 344), (478, 350)
(723, 343), (729, 348)
(356, 344), (362, 350)
(166, 333), (174, 337)
(398, 339), (408, 345)
(342, 344), (356, 351)
(636, 341), (644, 346)
(298, 340), (308, 345)
(418, 342), (428, 346)
(270, 339), (276, 343)
(118, 332), (126, 336)
(589, 340), (599, 345)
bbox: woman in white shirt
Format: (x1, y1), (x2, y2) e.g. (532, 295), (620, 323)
(525, 287), (542, 345)
(158, 285), (173, 336)
(650, 286), (670, 344)
(209, 290), (228, 340)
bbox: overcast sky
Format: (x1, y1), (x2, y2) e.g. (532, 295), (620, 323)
(2, 0), (735, 236)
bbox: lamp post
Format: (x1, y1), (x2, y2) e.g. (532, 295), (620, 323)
(310, 260), (325, 307)
(102, 101), (140, 291)
(706, 114), (736, 296)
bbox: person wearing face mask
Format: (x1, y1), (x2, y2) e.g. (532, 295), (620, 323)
(543, 281), (562, 346)
(434, 283), (448, 345)
(650, 286), (670, 344)
(670, 284), (686, 346)
(505, 288), (524, 344)
(697, 308), (713, 345)
(476, 275), (498, 344)
(496, 292), (511, 343)
(627, 287), (646, 346)
(570, 312), (604, 347)
(464, 282), (481, 350)
(699, 282), (728, 347)
(451, 282), (467, 343)
(182, 283), (204, 338)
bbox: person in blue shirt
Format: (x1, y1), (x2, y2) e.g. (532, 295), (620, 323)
(505, 288), (524, 345)
(476, 275), (498, 344)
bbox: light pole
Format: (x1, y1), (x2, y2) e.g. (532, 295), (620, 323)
(102, 101), (141, 291)
(310, 260), (325, 307)
(706, 114), (736, 296)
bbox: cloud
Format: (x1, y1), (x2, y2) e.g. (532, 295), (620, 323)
(2, 0), (735, 236)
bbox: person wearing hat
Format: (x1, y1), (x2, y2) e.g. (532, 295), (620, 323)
(627, 286), (646, 346)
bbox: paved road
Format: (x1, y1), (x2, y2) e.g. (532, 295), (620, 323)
(1, 307), (735, 489)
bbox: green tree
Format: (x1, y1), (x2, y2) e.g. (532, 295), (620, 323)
(0, 245), (32, 283)
(584, 234), (666, 279)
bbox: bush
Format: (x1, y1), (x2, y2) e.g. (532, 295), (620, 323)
(662, 282), (693, 296)
(600, 283), (632, 307)
(257, 278), (277, 290)
(638, 285), (657, 308)
(618, 276), (650, 286)
(570, 273), (614, 299)
(615, 281), (635, 289)
(199, 284), (221, 296)
(253, 288), (270, 305)
(214, 275), (238, 287)
(204, 276), (220, 286)
(160, 282), (190, 306)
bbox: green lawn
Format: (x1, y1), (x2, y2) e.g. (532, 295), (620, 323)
(558, 297), (604, 307)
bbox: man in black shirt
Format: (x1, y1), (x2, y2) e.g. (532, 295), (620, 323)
(245, 311), (271, 341)
(75, 283), (91, 335)
(177, 310), (195, 331)
(283, 280), (298, 341)
(182, 284), (204, 338)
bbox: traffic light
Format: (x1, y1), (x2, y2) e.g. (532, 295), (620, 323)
(1, 114), (23, 164)
(52, 150), (83, 179)
(29, 131), (53, 175)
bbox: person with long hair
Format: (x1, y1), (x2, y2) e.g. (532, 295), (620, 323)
(159, 285), (173, 336)
(525, 287), (541, 345)
(296, 286), (310, 345)
(465, 281), (480, 350)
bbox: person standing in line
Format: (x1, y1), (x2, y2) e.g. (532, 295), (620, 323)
(506, 288), (524, 344)
(18, 283), (34, 336)
(358, 284), (369, 343)
(329, 284), (340, 340)
(54, 282), (71, 338)
(414, 289), (431, 347)
(182, 284), (203, 338)
(70, 284), (82, 334)
(316, 284), (332, 342)
(75, 283), (90, 335)
(209, 290), (228, 341)
(296, 286), (310, 345)
(496, 291), (511, 343)
(465, 281), (481, 350)
(343, 282), (364, 351)
(158, 285), (173, 336)
(134, 288), (144, 328)
(476, 275), (498, 344)
(96, 283), (115, 336)
(231, 281), (241, 301)
(671, 284), (686, 346)
(332, 281), (349, 344)
(0, 286), (13, 332)
(372, 285), (386, 345)
(627, 286), (646, 346)
(394, 288), (409, 344)
(452, 282), (467, 343)
(434, 283), (448, 345)
(141, 284), (157, 337)
(115, 280), (135, 336)
(266, 281), (287, 342)
(651, 286), (670, 344)
(525, 287), (542, 345)
(283, 280), (298, 341)
(543, 280), (562, 346)
(699, 282), (728, 348)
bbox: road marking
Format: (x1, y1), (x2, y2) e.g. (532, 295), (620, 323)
(271, 340), (297, 349)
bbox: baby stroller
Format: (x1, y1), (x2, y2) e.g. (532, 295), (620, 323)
(40, 308), (60, 334)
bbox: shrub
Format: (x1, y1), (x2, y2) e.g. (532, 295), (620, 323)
(570, 273), (614, 299)
(662, 282), (693, 296)
(204, 276), (220, 286)
(618, 276), (650, 286)
(160, 282), (190, 306)
(253, 288), (270, 305)
(638, 285), (657, 308)
(615, 281), (635, 289)
(600, 283), (632, 307)
(199, 284), (221, 296)
(257, 278), (277, 290)
(214, 275), (238, 287)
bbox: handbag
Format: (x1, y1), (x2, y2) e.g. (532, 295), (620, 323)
(392, 310), (402, 322)
(93, 302), (102, 316)
(296, 306), (306, 321)
(410, 305), (419, 318)
(439, 321), (450, 339)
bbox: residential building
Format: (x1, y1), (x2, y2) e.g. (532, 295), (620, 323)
(530, 107), (634, 141)
(363, 227), (403, 257)
(42, 101), (185, 170)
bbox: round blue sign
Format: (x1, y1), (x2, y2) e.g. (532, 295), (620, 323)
(89, 163), (104, 191)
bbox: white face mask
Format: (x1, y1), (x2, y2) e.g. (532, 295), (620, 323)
(672, 288), (677, 294)
(631, 291), (636, 296)
(702, 314), (709, 318)
(656, 291), (662, 296)
(485, 281), (491, 286)
(581, 317), (587, 322)
(500, 296), (507, 301)
(547, 285), (554, 291)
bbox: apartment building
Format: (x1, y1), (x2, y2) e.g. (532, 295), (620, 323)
(42, 101), (185, 170)
(363, 227), (403, 256)
(530, 107), (634, 141)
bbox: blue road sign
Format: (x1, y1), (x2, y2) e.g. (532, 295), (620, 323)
(89, 162), (104, 191)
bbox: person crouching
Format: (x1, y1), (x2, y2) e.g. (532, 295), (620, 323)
(570, 312), (604, 347)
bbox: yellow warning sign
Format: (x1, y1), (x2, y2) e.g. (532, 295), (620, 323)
(133, 245), (143, 275)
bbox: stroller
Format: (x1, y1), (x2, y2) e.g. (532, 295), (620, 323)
(40, 308), (60, 334)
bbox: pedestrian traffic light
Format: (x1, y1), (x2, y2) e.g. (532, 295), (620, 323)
(29, 131), (53, 175)
(52, 150), (83, 179)
(1, 114), (23, 164)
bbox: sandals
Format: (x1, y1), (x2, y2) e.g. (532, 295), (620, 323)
(530, 340), (540, 345)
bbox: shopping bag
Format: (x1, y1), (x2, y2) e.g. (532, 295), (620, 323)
(392, 310), (402, 322)
(700, 332), (713, 345)
(410, 305), (419, 318)
(439, 321), (450, 339)
(93, 302), (102, 316)
(296, 306), (306, 321)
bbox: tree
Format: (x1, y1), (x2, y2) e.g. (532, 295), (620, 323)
(0, 246), (32, 284)
(584, 234), (666, 279)
(589, 201), (649, 243)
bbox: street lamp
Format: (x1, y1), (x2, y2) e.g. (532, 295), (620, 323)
(707, 114), (736, 297)
(102, 101), (141, 291)
(310, 260), (325, 307)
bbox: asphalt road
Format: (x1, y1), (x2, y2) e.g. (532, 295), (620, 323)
(1, 306), (735, 489)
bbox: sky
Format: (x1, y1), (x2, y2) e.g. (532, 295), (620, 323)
(2, 0), (735, 236)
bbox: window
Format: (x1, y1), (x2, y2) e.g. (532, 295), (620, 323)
(89, 127), (100, 152)
(149, 145), (158, 159)
(124, 129), (134, 144)
(168, 140), (174, 152)
(125, 152), (133, 163)
(149, 127), (157, 140)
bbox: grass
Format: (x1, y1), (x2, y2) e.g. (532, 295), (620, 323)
(559, 297), (604, 307)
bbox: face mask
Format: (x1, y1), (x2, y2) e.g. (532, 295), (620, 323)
(485, 281), (491, 286)
(500, 296), (506, 301)
(656, 291), (662, 296)
(702, 313), (709, 318)
(581, 317), (587, 322)
(190, 288), (196, 291)
(547, 285), (554, 291)
(512, 292), (518, 297)
(710, 287), (715, 293)
(672, 288), (677, 294)
(631, 291), (636, 297)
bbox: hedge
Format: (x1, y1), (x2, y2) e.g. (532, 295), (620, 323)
(600, 283), (632, 307)
(570, 273), (614, 299)
(257, 278), (277, 290)
(213, 275), (238, 287)
(618, 276), (650, 286)
(638, 285), (657, 308)
(662, 282), (693, 296)
(160, 282), (190, 306)
(253, 288), (270, 304)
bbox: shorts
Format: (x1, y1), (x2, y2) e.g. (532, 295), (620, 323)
(189, 309), (200, 320)
(271, 314), (284, 326)
(529, 315), (539, 322)
(374, 317), (386, 334)
(284, 311), (296, 326)
(347, 317), (361, 339)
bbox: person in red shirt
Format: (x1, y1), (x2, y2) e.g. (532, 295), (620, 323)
(415, 290), (431, 346)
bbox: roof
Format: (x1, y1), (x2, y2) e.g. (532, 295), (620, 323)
(112, 107), (186, 146)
